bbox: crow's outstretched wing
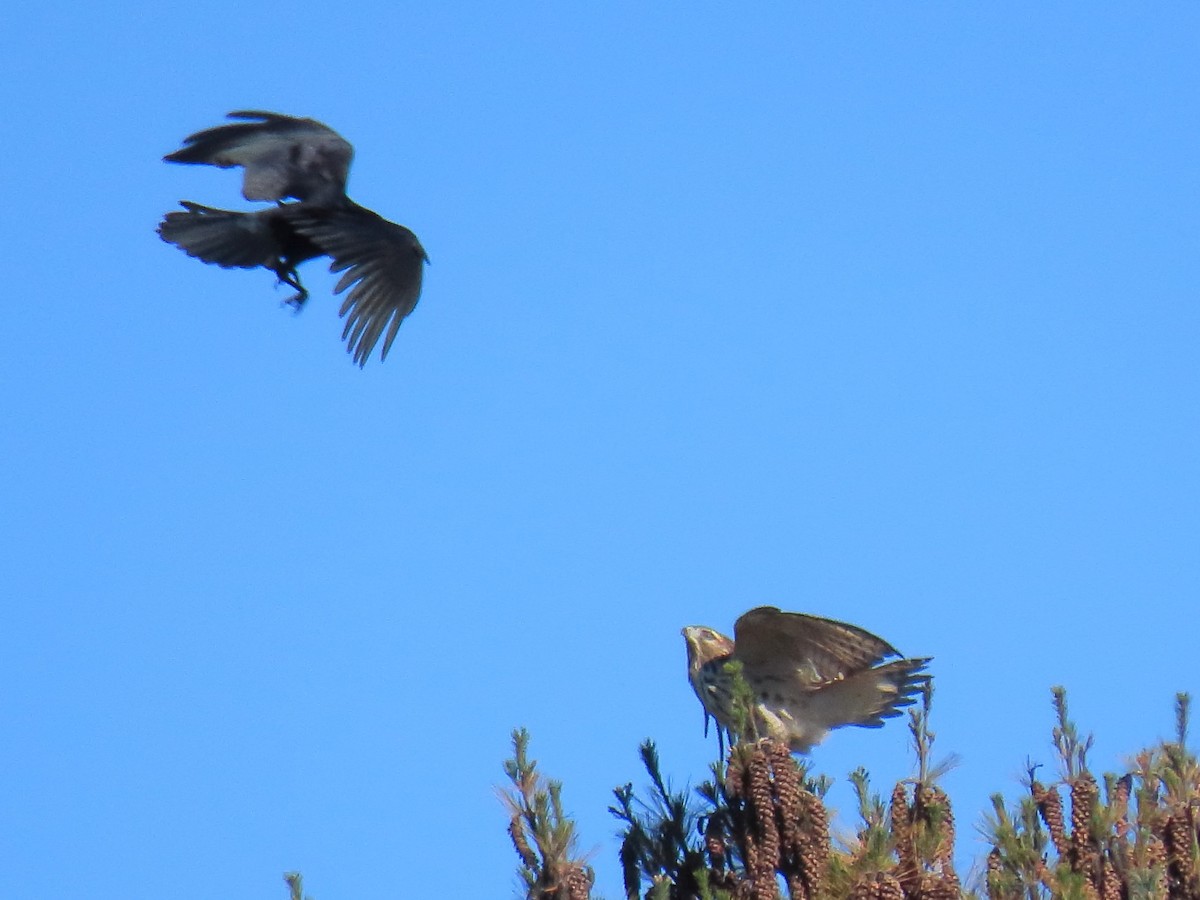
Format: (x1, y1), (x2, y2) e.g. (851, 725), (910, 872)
(290, 203), (428, 366)
(164, 111), (354, 204)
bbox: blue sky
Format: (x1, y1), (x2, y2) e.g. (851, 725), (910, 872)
(1, 3), (1197, 898)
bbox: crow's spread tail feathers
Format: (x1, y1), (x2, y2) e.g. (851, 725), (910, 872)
(157, 202), (320, 305)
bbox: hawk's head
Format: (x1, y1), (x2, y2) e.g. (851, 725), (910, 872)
(681, 625), (734, 681)
(681, 625), (735, 741)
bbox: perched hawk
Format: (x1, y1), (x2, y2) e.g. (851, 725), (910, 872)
(158, 111), (428, 366)
(682, 607), (931, 753)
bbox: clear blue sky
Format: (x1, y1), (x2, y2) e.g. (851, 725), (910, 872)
(2, 3), (1196, 898)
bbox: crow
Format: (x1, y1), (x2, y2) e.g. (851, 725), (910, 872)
(158, 111), (427, 366)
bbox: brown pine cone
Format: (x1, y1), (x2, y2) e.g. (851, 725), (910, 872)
(796, 792), (830, 899)
(1165, 811), (1196, 887)
(849, 872), (904, 900)
(769, 742), (804, 854)
(1033, 782), (1069, 857)
(1070, 773), (1100, 886)
(1070, 774), (1099, 848)
(748, 748), (781, 877)
(1099, 860), (1122, 900)
(915, 872), (960, 900)
(924, 786), (957, 870)
(563, 865), (593, 900)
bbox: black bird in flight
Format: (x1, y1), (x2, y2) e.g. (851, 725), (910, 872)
(158, 111), (428, 366)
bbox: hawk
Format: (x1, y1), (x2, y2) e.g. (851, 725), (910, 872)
(682, 607), (931, 753)
(158, 111), (428, 366)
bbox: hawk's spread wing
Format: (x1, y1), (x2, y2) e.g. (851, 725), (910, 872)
(732, 606), (900, 684)
(164, 111), (354, 204)
(290, 203), (429, 366)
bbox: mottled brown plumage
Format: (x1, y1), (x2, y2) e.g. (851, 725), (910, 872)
(682, 606), (931, 753)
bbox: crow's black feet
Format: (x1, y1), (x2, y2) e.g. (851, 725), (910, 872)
(282, 288), (309, 311)
(272, 265), (309, 312)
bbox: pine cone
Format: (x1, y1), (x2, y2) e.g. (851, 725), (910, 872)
(1165, 811), (1196, 893)
(849, 872), (904, 900)
(1071, 774), (1099, 847)
(795, 792), (829, 899)
(1145, 834), (1166, 864)
(914, 872), (960, 900)
(1070, 773), (1100, 882)
(563, 865), (593, 900)
(769, 742), (804, 854)
(726, 750), (747, 800)
(747, 746), (781, 879)
(1033, 782), (1069, 857)
(986, 846), (1003, 882)
(508, 815), (537, 870)
(1099, 860), (1122, 900)
(923, 786), (957, 871)
(986, 847), (1020, 900)
(892, 782), (915, 883)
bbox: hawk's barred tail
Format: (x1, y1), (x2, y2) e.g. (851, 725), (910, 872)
(875, 656), (932, 720)
(828, 656), (932, 730)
